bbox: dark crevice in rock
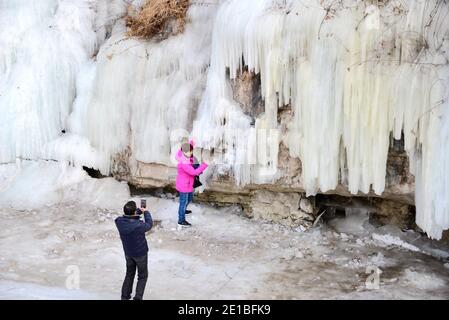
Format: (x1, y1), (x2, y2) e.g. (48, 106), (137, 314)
(129, 185), (178, 198)
(82, 166), (108, 179)
(315, 193), (416, 230)
(386, 131), (414, 186)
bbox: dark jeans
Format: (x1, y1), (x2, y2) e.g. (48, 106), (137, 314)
(121, 254), (148, 300)
(178, 192), (193, 224)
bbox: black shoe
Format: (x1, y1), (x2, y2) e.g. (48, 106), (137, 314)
(185, 210), (192, 215)
(178, 220), (192, 227)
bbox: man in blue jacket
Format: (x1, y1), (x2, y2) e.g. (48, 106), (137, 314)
(115, 200), (153, 300)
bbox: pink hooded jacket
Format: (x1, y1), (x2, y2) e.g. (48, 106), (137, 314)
(175, 140), (208, 193)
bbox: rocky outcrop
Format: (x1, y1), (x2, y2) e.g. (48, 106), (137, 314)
(121, 65), (418, 229)
(126, 150), (415, 228)
(250, 191), (315, 228)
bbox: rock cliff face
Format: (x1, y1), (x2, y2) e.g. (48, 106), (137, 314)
(124, 69), (417, 230)
(125, 70), (416, 230)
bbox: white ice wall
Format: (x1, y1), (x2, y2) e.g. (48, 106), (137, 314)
(84, 1), (219, 167)
(0, 0), (127, 171)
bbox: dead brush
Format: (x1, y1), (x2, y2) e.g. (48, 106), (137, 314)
(126, 0), (190, 40)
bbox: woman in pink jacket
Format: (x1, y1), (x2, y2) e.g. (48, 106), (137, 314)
(175, 141), (208, 227)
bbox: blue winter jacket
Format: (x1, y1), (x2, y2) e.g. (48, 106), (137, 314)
(115, 209), (153, 258)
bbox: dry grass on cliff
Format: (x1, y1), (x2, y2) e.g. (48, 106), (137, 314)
(126, 0), (190, 39)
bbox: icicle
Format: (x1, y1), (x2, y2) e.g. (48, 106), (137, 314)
(86, 2), (219, 168)
(193, 0), (449, 238)
(0, 0), (127, 166)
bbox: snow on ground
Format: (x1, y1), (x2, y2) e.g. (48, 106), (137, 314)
(1, 197), (449, 299)
(0, 162), (449, 299)
(0, 280), (111, 300)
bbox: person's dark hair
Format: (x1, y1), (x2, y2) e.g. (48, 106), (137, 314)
(123, 201), (137, 216)
(181, 142), (193, 153)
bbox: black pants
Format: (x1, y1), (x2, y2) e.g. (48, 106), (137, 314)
(121, 254), (148, 300)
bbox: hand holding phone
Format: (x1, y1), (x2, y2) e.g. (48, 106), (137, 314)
(140, 199), (146, 210)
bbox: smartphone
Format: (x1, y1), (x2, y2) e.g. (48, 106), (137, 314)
(141, 199), (146, 209)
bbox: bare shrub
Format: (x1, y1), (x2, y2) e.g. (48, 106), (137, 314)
(126, 0), (190, 40)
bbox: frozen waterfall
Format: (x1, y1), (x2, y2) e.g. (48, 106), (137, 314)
(0, 0), (448, 239)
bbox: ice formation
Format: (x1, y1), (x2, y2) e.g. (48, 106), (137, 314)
(0, 0), (128, 171)
(0, 0), (448, 239)
(192, 0), (449, 239)
(84, 1), (219, 166)
(0, 160), (130, 210)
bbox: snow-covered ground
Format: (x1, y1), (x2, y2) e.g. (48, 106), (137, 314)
(0, 165), (448, 300)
